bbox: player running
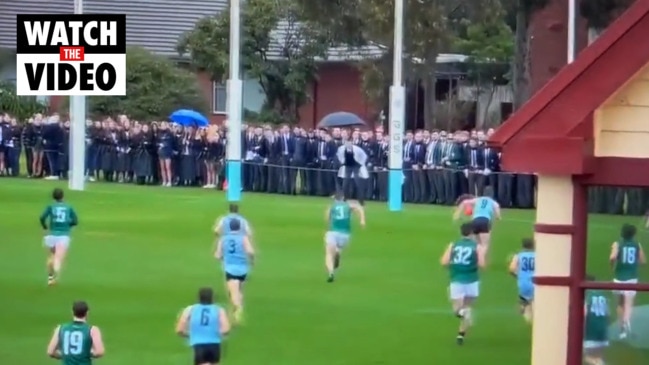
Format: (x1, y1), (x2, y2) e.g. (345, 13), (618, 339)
(215, 219), (255, 323)
(508, 238), (535, 323)
(609, 223), (645, 339)
(46, 301), (105, 364)
(453, 187), (501, 252)
(40, 188), (79, 285)
(176, 287), (231, 365)
(214, 204), (252, 236)
(324, 192), (366, 283)
(583, 278), (610, 365)
(440, 223), (486, 345)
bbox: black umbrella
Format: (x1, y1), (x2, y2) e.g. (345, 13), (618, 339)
(317, 112), (366, 128)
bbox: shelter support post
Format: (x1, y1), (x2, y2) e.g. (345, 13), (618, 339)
(531, 176), (575, 365)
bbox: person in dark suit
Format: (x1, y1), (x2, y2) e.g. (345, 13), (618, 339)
(465, 138), (486, 196)
(411, 131), (428, 203)
(278, 125), (294, 194)
(401, 131), (414, 202)
(424, 131), (443, 204)
(290, 128), (307, 195)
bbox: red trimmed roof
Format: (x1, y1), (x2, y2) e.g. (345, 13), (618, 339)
(490, 0), (649, 147)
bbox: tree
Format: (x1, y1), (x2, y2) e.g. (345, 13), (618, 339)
(503, 0), (550, 110)
(178, 0), (330, 123)
(298, 0), (505, 127)
(454, 21), (514, 126)
(0, 81), (47, 122)
(580, 0), (634, 42)
(64, 47), (206, 120)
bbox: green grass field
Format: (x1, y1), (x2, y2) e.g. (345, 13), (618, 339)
(1, 179), (648, 365)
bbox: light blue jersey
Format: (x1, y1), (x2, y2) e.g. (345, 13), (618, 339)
(188, 304), (222, 346)
(472, 197), (495, 220)
(517, 251), (536, 301)
(220, 213), (249, 235)
(222, 233), (249, 276)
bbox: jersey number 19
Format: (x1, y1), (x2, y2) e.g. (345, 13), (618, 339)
(62, 330), (83, 355)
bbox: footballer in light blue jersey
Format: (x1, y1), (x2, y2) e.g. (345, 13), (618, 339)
(509, 238), (535, 323)
(214, 204), (252, 236)
(176, 288), (230, 365)
(454, 186), (501, 253)
(215, 219), (255, 324)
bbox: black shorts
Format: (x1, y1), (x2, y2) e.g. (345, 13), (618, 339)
(471, 217), (491, 234)
(225, 272), (247, 282)
(193, 343), (221, 364)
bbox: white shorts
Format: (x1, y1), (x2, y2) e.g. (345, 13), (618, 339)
(44, 235), (70, 250)
(325, 231), (350, 249)
(583, 340), (609, 349)
(449, 282), (480, 300)
(613, 278), (638, 296)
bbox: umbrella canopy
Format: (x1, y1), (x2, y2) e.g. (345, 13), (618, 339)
(169, 109), (209, 127)
(317, 112), (366, 128)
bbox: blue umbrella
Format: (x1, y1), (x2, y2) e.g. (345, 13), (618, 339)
(169, 109), (209, 127)
(317, 112), (366, 128)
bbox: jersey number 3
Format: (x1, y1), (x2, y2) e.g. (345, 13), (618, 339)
(452, 246), (472, 265)
(62, 330), (84, 355)
(333, 206), (346, 219)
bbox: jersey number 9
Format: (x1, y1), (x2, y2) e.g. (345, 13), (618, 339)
(62, 330), (84, 355)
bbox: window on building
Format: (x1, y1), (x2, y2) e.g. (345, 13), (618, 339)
(213, 82), (226, 114)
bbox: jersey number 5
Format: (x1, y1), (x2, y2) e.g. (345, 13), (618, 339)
(200, 308), (210, 326)
(54, 207), (67, 223)
(62, 330), (84, 355)
(452, 246), (472, 265)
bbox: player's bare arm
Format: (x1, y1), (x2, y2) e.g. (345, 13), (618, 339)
(477, 245), (487, 268)
(213, 217), (224, 235)
(493, 201), (502, 220)
(89, 326), (105, 358)
(453, 199), (474, 220)
(243, 236), (255, 266)
(218, 308), (231, 335)
(639, 244), (647, 264)
(440, 243), (453, 265)
(609, 241), (619, 267)
(351, 202), (366, 227)
(508, 254), (519, 277)
(46, 325), (61, 359)
(324, 206), (330, 222)
(175, 306), (191, 337)
(214, 239), (223, 260)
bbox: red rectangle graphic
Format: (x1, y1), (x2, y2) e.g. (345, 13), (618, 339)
(59, 46), (85, 61)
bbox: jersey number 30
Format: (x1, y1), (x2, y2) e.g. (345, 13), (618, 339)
(62, 330), (84, 355)
(452, 246), (473, 265)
